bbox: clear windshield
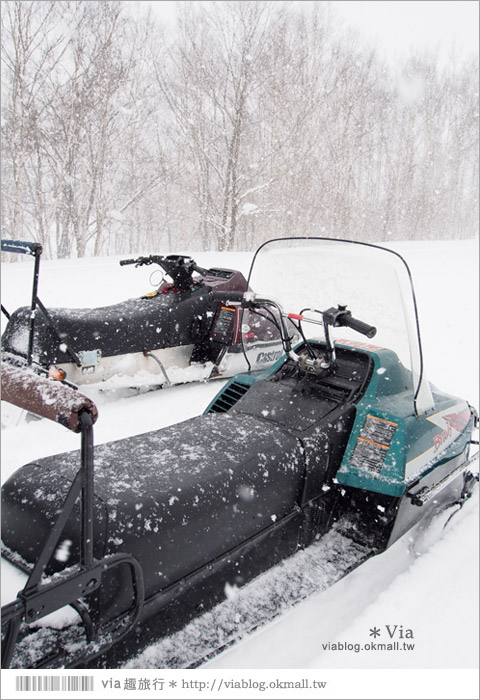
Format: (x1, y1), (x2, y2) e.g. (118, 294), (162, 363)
(246, 238), (434, 415)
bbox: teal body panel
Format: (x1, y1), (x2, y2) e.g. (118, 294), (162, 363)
(203, 354), (286, 414)
(205, 341), (473, 498)
(335, 344), (472, 496)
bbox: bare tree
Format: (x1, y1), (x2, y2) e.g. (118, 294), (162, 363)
(2, 1), (477, 257)
(1, 0), (70, 249)
(155, 1), (297, 250)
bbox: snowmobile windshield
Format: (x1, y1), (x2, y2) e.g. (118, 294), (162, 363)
(246, 237), (434, 416)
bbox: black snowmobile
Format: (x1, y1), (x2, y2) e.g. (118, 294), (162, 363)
(1, 239), (289, 389)
(1, 237), (478, 669)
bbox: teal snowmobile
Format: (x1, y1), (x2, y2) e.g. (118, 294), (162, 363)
(1, 240), (289, 389)
(1, 237), (478, 668)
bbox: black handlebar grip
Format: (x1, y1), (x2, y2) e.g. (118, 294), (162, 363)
(119, 258), (137, 266)
(345, 315), (377, 338)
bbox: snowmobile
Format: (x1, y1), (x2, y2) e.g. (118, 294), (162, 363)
(1, 239), (289, 389)
(1, 237), (478, 669)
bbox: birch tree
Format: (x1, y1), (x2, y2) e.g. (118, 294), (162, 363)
(1, 0), (69, 249)
(2, 1), (478, 256)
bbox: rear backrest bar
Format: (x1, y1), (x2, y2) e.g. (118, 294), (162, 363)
(1, 239), (42, 256)
(1, 362), (98, 432)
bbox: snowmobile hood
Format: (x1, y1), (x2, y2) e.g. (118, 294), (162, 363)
(245, 238), (434, 416)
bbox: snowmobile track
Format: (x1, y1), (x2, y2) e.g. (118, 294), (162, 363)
(124, 528), (372, 669)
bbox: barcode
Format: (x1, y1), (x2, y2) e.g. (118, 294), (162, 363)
(15, 676), (94, 692)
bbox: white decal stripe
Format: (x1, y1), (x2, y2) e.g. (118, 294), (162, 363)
(425, 401), (468, 429)
(405, 400), (469, 480)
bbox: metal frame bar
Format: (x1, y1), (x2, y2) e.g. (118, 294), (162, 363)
(1, 239), (81, 367)
(26, 244), (42, 366)
(408, 451), (479, 506)
(33, 298), (82, 367)
(1, 405), (144, 668)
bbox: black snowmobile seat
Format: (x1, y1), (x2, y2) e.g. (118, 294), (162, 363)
(1, 269), (249, 366)
(1, 412), (304, 620)
(1, 289), (212, 364)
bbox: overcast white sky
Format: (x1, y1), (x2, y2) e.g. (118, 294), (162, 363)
(146, 0), (479, 64)
(331, 0), (479, 64)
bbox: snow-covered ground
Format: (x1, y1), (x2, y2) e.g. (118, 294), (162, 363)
(1, 239), (479, 696)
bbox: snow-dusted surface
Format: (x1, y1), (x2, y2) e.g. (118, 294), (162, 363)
(1, 240), (478, 678)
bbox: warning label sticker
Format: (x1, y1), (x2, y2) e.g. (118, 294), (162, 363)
(350, 414), (398, 473)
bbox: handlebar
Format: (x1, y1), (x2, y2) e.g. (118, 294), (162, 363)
(119, 254), (211, 289)
(342, 315), (376, 339)
(322, 306), (376, 339)
(119, 257), (144, 266)
(209, 294), (376, 340)
(120, 255), (167, 267)
(208, 294), (377, 369)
